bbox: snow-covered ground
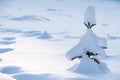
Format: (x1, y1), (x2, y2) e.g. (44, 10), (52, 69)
(0, 0), (120, 80)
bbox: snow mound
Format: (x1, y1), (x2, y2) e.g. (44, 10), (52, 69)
(0, 66), (22, 74)
(38, 31), (52, 39)
(84, 6), (96, 28)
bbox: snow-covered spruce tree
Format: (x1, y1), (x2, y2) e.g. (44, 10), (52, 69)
(66, 6), (109, 74)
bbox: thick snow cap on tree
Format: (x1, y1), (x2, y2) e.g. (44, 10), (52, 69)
(66, 29), (106, 60)
(38, 31), (52, 39)
(69, 52), (109, 74)
(69, 53), (102, 74)
(84, 6), (96, 28)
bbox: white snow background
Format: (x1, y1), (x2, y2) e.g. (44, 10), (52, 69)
(0, 0), (120, 80)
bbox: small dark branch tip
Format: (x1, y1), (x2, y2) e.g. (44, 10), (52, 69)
(84, 22), (89, 29)
(71, 56), (82, 60)
(90, 24), (96, 28)
(88, 22), (91, 28)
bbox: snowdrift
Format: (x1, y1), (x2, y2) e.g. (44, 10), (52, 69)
(38, 31), (52, 39)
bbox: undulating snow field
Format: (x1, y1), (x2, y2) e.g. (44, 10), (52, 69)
(0, 0), (120, 80)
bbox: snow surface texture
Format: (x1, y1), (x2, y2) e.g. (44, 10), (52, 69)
(0, 28), (119, 80)
(0, 0), (120, 80)
(23, 31), (41, 37)
(1, 15), (50, 22)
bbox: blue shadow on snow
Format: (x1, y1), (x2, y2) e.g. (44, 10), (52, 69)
(0, 48), (14, 53)
(0, 41), (16, 45)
